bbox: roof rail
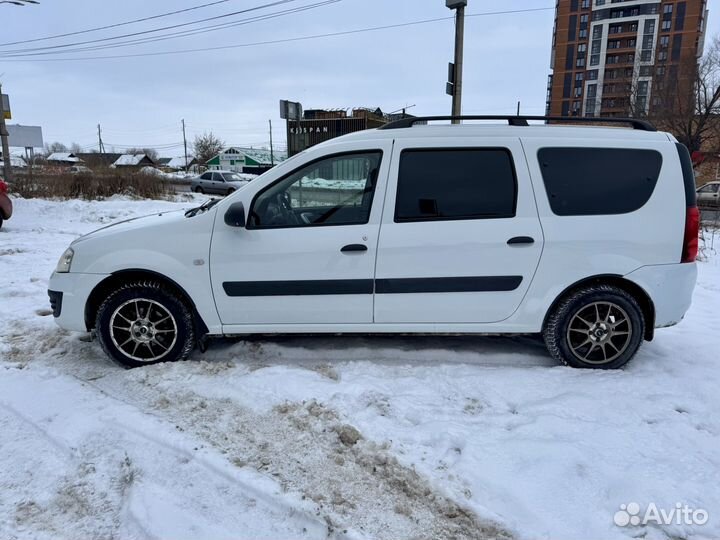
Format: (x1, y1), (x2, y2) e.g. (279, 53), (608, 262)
(378, 115), (657, 132)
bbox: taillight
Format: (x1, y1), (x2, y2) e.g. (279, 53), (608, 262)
(681, 206), (699, 263)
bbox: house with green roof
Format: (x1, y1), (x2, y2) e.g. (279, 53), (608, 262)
(206, 147), (287, 175)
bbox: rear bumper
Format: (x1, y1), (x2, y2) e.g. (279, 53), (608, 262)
(625, 263), (698, 328)
(47, 272), (110, 332)
(0, 194), (12, 219)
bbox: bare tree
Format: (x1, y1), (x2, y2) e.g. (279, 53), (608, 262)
(126, 147), (159, 161)
(649, 35), (720, 152)
(69, 142), (83, 154)
(193, 132), (224, 165)
(44, 142), (68, 155)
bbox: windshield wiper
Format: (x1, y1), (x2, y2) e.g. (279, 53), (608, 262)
(185, 198), (220, 218)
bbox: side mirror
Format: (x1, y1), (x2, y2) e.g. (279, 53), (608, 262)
(224, 201), (246, 228)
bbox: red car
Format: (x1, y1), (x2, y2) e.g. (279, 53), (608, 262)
(0, 177), (12, 229)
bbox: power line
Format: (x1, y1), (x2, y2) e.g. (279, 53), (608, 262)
(0, 0), (233, 47)
(0, 0), (305, 55)
(0, 0), (341, 57)
(0, 7), (553, 62)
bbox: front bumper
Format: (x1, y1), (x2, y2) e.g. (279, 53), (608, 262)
(47, 271), (110, 332)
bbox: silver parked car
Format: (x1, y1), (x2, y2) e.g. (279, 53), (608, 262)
(191, 170), (251, 196)
(697, 181), (720, 207)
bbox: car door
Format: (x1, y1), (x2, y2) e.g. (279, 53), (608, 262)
(210, 142), (393, 326)
(374, 138), (544, 324)
(210, 172), (226, 194)
(198, 172), (212, 191)
(697, 183), (719, 206)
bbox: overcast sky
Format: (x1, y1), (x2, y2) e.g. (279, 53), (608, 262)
(1, 0), (717, 157)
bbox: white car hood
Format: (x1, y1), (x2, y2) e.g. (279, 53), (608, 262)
(72, 209), (187, 245)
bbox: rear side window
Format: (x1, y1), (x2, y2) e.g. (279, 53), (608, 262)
(538, 147), (662, 216)
(395, 149), (517, 222)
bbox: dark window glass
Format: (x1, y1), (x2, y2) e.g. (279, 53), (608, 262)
(212, 172), (225, 182)
(249, 151), (382, 229)
(676, 1), (686, 30)
(563, 73), (572, 97)
(566, 44), (575, 70)
(395, 149), (517, 222)
(537, 148), (662, 216)
(672, 34), (683, 61)
(200, 172), (212, 180)
(568, 15), (578, 41)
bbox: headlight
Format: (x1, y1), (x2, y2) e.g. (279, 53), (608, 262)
(55, 247), (74, 273)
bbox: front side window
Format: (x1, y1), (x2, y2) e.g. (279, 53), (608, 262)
(212, 173), (225, 182)
(395, 149), (517, 222)
(538, 148), (662, 216)
(249, 151), (382, 229)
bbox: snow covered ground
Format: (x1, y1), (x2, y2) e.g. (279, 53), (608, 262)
(1, 196), (719, 540)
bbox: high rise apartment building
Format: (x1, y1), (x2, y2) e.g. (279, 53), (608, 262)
(547, 0), (709, 118)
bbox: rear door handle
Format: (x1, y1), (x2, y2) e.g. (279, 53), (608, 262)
(341, 244), (368, 253)
(507, 236), (535, 245)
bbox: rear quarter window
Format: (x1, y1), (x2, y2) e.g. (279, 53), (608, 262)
(395, 148), (517, 222)
(537, 147), (663, 216)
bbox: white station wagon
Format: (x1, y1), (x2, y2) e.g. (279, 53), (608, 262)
(49, 116), (699, 369)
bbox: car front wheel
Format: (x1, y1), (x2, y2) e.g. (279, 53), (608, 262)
(543, 284), (645, 369)
(96, 281), (195, 368)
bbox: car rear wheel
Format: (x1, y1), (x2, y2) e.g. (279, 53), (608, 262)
(194, 186), (204, 194)
(0, 216), (3, 230)
(96, 281), (195, 368)
(226, 188), (235, 196)
(543, 284), (645, 369)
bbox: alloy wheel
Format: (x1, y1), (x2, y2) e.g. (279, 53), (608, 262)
(109, 298), (178, 362)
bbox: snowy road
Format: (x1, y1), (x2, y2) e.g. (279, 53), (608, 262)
(1, 197), (719, 540)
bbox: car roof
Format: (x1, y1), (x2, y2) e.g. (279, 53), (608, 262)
(326, 123), (673, 145)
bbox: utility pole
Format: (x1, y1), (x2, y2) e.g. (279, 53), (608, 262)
(447, 0), (466, 124)
(517, 101), (521, 116)
(0, 84), (12, 182)
(97, 123), (105, 154)
(269, 119), (274, 166)
(182, 119), (188, 172)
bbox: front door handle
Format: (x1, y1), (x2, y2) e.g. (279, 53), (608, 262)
(507, 236), (535, 245)
(341, 244), (368, 253)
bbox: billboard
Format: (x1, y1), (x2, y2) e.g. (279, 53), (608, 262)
(7, 125), (44, 148)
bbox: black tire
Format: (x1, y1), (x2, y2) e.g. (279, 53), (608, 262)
(194, 186), (204, 194)
(226, 188), (235, 196)
(96, 281), (195, 369)
(543, 284), (645, 369)
(0, 216), (3, 230)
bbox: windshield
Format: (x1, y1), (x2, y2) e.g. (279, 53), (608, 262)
(224, 173), (247, 182)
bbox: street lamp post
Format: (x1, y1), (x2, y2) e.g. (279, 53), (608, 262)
(446, 0), (467, 124)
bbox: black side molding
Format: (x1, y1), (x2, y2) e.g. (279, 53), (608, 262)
(375, 276), (523, 294)
(223, 280), (374, 297)
(222, 276), (524, 297)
